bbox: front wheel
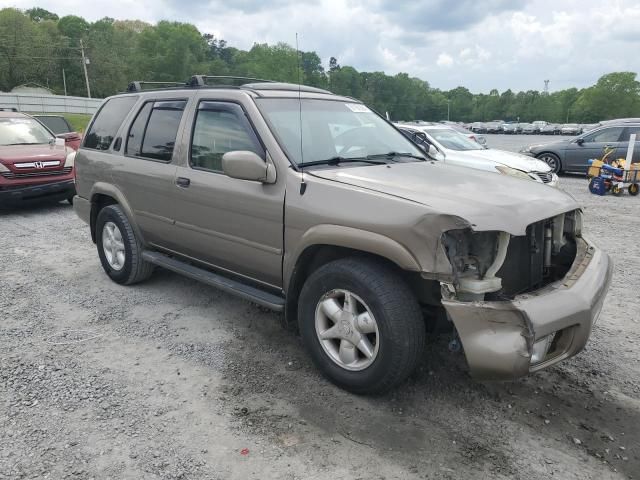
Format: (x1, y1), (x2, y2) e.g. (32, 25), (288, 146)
(629, 183), (639, 196)
(298, 258), (426, 394)
(537, 153), (562, 174)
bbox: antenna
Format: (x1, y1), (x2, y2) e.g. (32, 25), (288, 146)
(296, 33), (307, 195)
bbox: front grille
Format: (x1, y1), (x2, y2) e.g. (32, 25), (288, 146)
(534, 171), (553, 183)
(1, 167), (72, 179)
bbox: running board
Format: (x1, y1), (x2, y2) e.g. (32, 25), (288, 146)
(142, 251), (285, 312)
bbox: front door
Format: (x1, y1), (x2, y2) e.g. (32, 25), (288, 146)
(565, 126), (625, 171)
(171, 100), (285, 288)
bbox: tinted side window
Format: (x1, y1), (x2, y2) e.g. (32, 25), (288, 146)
(125, 100), (186, 162)
(622, 126), (640, 141)
(84, 96), (138, 150)
(126, 102), (153, 157)
(190, 102), (264, 172)
(583, 127), (624, 143)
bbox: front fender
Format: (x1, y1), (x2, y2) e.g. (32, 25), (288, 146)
(283, 224), (421, 291)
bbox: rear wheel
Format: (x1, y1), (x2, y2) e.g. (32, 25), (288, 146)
(298, 258), (426, 394)
(537, 153), (562, 174)
(629, 183), (639, 196)
(96, 205), (153, 285)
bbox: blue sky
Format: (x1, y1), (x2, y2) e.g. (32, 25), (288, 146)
(9, 0), (640, 93)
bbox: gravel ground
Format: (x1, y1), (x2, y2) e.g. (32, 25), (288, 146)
(1, 142), (639, 479)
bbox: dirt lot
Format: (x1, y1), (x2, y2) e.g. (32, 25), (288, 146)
(1, 173), (639, 479)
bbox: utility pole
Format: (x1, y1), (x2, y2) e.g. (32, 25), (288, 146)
(62, 68), (67, 96)
(80, 39), (91, 98)
(447, 100), (450, 121)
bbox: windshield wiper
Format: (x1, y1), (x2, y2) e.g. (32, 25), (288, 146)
(366, 151), (426, 161)
(298, 156), (388, 167)
(7, 142), (43, 146)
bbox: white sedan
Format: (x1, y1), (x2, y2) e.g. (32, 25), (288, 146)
(396, 123), (559, 187)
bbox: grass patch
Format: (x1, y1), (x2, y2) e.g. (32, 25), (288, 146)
(30, 112), (93, 133)
(62, 113), (92, 133)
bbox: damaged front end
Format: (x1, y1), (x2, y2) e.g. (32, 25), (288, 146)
(438, 210), (612, 380)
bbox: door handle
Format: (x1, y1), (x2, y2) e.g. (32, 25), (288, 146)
(176, 177), (191, 188)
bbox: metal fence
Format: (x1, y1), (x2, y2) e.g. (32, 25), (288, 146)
(0, 93), (103, 115)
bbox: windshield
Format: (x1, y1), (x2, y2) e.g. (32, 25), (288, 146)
(423, 128), (484, 151)
(255, 98), (425, 165)
(0, 117), (54, 146)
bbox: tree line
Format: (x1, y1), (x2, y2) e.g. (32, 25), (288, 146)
(1, 7), (639, 123)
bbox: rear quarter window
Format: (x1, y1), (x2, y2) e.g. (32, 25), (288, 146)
(84, 96), (138, 150)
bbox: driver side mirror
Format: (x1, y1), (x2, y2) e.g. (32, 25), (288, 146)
(222, 151), (276, 183)
(576, 138), (585, 145)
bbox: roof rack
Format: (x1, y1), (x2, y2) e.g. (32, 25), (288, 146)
(188, 75), (275, 87)
(127, 81), (188, 92)
(124, 75), (333, 95)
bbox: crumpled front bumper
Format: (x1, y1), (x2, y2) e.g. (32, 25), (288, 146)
(442, 237), (612, 380)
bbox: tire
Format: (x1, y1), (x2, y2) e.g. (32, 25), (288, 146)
(537, 152), (562, 174)
(298, 257), (426, 394)
(95, 204), (153, 285)
(67, 196), (74, 205)
(629, 183), (639, 196)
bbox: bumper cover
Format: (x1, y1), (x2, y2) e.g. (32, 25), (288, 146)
(73, 195), (91, 225)
(0, 179), (75, 204)
(442, 237), (612, 380)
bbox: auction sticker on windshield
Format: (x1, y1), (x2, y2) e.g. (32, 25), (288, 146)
(345, 103), (371, 113)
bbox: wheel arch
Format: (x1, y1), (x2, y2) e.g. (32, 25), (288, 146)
(283, 226), (423, 330)
(89, 183), (142, 244)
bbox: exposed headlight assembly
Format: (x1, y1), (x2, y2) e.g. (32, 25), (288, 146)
(495, 165), (535, 181)
(0, 163), (9, 172)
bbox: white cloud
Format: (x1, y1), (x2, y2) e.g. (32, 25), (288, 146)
(436, 53), (454, 68)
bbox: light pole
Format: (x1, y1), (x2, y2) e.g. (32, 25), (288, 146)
(447, 99), (450, 121)
(80, 39), (91, 98)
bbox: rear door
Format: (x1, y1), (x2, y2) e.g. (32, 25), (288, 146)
(111, 98), (188, 249)
(565, 126), (625, 171)
(621, 126), (640, 165)
(170, 97), (285, 288)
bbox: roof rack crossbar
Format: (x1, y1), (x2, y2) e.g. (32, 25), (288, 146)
(127, 81), (188, 92)
(189, 75), (276, 87)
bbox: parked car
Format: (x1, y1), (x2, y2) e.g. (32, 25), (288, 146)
(520, 122), (640, 173)
(470, 122), (487, 133)
(541, 123), (561, 135)
(520, 123), (537, 134)
(501, 123), (520, 134)
(561, 124), (581, 135)
(532, 121), (548, 133)
(396, 123), (558, 187)
(485, 121), (504, 133)
(73, 76), (610, 394)
(0, 111), (76, 204)
(32, 114), (83, 151)
(442, 122), (486, 145)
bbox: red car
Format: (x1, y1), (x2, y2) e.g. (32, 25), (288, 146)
(0, 112), (76, 205)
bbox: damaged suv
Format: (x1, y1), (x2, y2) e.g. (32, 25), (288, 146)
(73, 76), (612, 394)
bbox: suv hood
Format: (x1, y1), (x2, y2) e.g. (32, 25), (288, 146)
(446, 148), (551, 172)
(310, 161), (579, 235)
(0, 143), (67, 167)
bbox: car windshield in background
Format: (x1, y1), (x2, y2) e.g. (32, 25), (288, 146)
(34, 115), (72, 134)
(0, 117), (54, 146)
(424, 128), (484, 151)
(255, 98), (425, 166)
